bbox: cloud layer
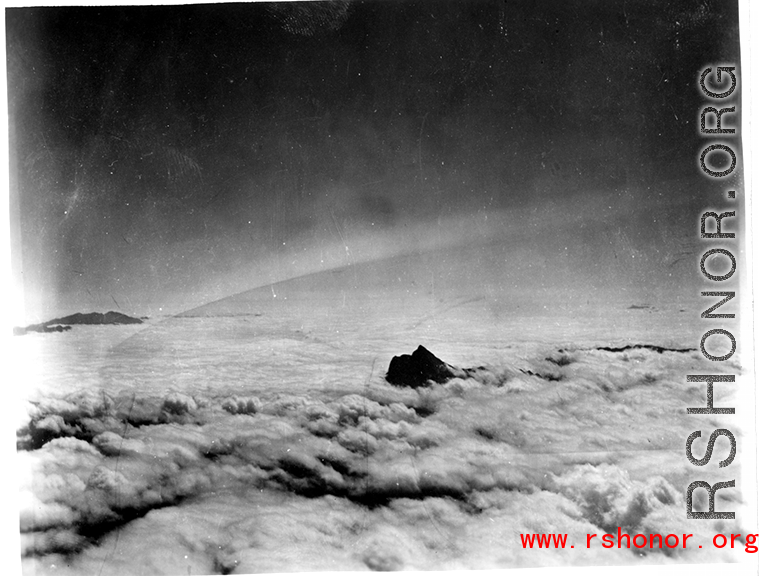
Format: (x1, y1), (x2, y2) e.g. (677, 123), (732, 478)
(17, 339), (749, 574)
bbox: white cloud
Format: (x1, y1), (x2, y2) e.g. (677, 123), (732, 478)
(16, 336), (747, 572)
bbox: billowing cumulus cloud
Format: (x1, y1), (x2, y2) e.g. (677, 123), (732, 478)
(16, 341), (747, 573)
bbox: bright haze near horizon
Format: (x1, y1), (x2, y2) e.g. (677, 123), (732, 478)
(7, 0), (742, 324)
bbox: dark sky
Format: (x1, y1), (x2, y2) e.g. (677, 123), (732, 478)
(6, 0), (742, 321)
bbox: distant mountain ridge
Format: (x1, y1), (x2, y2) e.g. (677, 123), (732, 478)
(14, 311), (142, 335)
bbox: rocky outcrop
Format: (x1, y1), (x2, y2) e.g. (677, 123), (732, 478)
(46, 311), (143, 326)
(14, 311), (142, 335)
(386, 345), (469, 388)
